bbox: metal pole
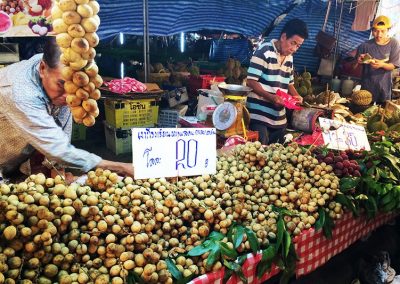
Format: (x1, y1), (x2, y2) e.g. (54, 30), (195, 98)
(143, 0), (149, 82)
(332, 0), (344, 79)
(322, 0), (332, 32)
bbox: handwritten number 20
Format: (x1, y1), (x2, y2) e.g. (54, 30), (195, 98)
(176, 139), (198, 170)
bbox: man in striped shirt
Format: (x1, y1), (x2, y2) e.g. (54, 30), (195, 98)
(247, 19), (308, 144)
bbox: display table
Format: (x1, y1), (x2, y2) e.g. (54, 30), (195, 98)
(189, 212), (397, 284)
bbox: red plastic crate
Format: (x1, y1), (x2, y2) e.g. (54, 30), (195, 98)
(188, 75), (225, 95)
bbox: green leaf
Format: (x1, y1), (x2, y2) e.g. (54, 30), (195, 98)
(127, 271), (146, 284)
(166, 259), (183, 281)
(223, 268), (233, 284)
(339, 177), (360, 191)
(236, 269), (248, 284)
(283, 231), (291, 258)
(321, 147), (329, 156)
(219, 242), (237, 260)
(279, 254), (296, 284)
(275, 257), (285, 270)
(322, 213), (335, 239)
(187, 244), (211, 257)
(227, 222), (235, 241)
(383, 154), (400, 177)
(209, 231), (225, 241)
(276, 217), (285, 249)
(279, 208), (298, 217)
(314, 208), (325, 231)
(335, 193), (358, 216)
(237, 254), (248, 265)
(233, 225), (245, 249)
(256, 246), (276, 279)
(206, 245), (220, 270)
(245, 228), (259, 254)
(365, 196), (378, 219)
(224, 259), (238, 271)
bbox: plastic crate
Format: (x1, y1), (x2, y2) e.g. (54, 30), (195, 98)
(104, 122), (132, 155)
(71, 122), (86, 141)
(104, 98), (159, 128)
(188, 75), (225, 95)
(158, 109), (179, 128)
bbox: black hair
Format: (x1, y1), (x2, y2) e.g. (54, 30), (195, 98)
(281, 18), (309, 40)
(42, 37), (61, 69)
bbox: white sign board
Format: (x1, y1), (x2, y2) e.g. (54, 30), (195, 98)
(132, 128), (217, 179)
(319, 118), (371, 151)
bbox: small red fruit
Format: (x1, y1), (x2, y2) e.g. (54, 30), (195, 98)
(335, 162), (344, 170)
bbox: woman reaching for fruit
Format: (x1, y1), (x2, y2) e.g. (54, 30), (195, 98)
(0, 37), (134, 180)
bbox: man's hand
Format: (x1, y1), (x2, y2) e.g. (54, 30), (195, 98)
(293, 95), (303, 104)
(273, 96), (285, 107)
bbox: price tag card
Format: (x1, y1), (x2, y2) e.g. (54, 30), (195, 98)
(132, 128), (217, 179)
(319, 118), (371, 151)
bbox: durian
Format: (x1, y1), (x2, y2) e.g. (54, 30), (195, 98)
(388, 122), (400, 132)
(352, 90), (372, 106)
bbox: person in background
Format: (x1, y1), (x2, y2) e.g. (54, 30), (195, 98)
(246, 18), (308, 145)
(357, 15), (400, 104)
(0, 37), (134, 180)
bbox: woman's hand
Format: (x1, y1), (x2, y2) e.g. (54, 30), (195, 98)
(96, 160), (134, 177)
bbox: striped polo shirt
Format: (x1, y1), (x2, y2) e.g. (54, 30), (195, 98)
(246, 40), (294, 128)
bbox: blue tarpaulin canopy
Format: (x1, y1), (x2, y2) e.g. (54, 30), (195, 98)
(97, 0), (371, 72)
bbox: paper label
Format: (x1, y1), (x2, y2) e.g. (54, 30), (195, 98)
(132, 128), (217, 179)
(319, 118), (371, 151)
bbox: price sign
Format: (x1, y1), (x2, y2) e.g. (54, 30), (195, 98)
(132, 128), (217, 179)
(319, 118), (371, 151)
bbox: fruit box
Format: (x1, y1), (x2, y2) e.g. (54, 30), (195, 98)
(104, 97), (160, 128)
(188, 75), (225, 95)
(158, 109), (180, 128)
(104, 122), (132, 155)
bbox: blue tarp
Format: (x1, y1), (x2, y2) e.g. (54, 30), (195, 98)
(97, 0), (371, 72)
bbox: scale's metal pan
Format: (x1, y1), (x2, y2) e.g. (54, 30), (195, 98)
(218, 83), (252, 96)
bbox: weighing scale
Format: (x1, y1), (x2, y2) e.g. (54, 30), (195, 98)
(212, 84), (252, 139)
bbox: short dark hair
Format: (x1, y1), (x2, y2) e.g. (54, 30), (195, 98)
(281, 18), (309, 40)
(42, 37), (61, 69)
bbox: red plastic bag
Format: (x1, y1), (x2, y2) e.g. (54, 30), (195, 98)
(294, 128), (325, 146)
(104, 77), (147, 94)
(276, 89), (302, 110)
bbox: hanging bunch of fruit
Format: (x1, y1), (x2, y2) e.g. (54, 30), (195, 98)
(294, 69), (313, 101)
(52, 0), (102, 127)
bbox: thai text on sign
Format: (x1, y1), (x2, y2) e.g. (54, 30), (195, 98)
(132, 128), (217, 179)
(319, 118), (371, 151)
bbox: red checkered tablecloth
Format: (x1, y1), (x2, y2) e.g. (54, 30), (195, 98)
(189, 254), (280, 284)
(189, 212), (397, 284)
(294, 211), (397, 277)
